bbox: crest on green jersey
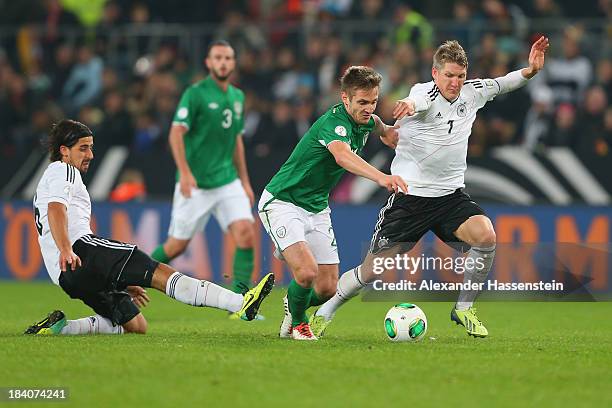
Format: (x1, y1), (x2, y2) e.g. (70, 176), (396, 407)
(334, 125), (347, 137)
(177, 107), (188, 119)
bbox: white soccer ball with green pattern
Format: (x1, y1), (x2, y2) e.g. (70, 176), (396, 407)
(384, 303), (427, 342)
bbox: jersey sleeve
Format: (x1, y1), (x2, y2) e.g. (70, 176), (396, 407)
(408, 83), (436, 113)
(172, 86), (198, 130)
(47, 163), (76, 207)
(464, 78), (501, 107)
(318, 117), (352, 148)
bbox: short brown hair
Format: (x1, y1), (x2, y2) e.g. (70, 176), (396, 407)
(340, 66), (382, 97)
(433, 40), (468, 70)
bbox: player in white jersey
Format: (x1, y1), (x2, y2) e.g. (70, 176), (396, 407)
(25, 119), (274, 335)
(310, 37), (550, 338)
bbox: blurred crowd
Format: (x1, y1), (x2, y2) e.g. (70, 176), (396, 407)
(0, 0), (611, 162)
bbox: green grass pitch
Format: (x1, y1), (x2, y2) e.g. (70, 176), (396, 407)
(1, 281), (611, 407)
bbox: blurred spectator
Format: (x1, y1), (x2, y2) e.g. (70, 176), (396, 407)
(61, 45), (103, 115)
(109, 169), (147, 202)
(215, 10), (266, 54)
(574, 85), (608, 156)
(523, 86), (554, 150)
(601, 107), (612, 156)
(531, 27), (592, 106)
(39, 0), (80, 48)
(294, 98), (316, 136)
(251, 99), (300, 157)
(318, 36), (346, 96)
(479, 0), (528, 48)
(97, 89), (134, 150)
(544, 103), (579, 147)
(595, 59), (612, 102)
(133, 111), (162, 152)
(49, 43), (74, 98)
(447, 1), (477, 46)
(526, 0), (564, 19)
(348, 0), (390, 52)
(471, 33), (496, 77)
(273, 47), (300, 100)
(390, 3), (434, 53)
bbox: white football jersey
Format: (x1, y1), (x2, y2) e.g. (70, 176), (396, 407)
(34, 161), (93, 285)
(393, 78), (500, 197)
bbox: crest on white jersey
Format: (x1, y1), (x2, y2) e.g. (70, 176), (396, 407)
(457, 103), (467, 117)
(335, 125), (347, 137)
(177, 107), (189, 119)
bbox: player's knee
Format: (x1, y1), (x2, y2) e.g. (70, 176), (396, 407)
(233, 225), (254, 248)
(475, 227), (496, 248)
(232, 221), (255, 249)
(293, 266), (317, 287)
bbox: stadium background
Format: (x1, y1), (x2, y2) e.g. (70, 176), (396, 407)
(0, 0), (610, 293)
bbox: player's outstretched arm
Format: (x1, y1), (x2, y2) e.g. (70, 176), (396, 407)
(372, 114), (400, 149)
(168, 124), (197, 198)
(493, 36), (550, 96)
(48, 202), (82, 272)
(328, 141), (407, 194)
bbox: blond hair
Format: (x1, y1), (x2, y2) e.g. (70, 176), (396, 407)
(433, 40), (468, 70)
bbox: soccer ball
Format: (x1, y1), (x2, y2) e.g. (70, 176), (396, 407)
(384, 303), (427, 342)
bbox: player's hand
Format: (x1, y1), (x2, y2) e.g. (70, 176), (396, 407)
(380, 124), (400, 149)
(242, 181), (255, 207)
(378, 174), (408, 194)
(179, 171), (197, 198)
(392, 99), (416, 120)
(526, 36), (549, 78)
(127, 286), (150, 308)
(59, 250), (81, 272)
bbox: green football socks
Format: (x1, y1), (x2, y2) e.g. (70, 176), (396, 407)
(232, 247), (254, 293)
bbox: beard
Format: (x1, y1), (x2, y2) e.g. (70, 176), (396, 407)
(211, 67), (233, 81)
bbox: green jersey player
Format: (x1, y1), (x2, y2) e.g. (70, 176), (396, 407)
(151, 41), (257, 296)
(258, 66), (407, 340)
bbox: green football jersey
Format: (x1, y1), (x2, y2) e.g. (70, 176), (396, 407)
(265, 103), (375, 213)
(172, 76), (245, 189)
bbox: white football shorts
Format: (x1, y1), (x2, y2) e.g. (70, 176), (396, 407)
(168, 179), (254, 240)
(258, 189), (339, 264)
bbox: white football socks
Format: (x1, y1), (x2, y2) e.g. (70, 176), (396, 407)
(456, 245), (496, 310)
(316, 266), (366, 320)
(165, 272), (243, 312)
(60, 315), (124, 335)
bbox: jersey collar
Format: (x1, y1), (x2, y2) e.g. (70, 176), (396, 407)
(205, 75), (230, 93)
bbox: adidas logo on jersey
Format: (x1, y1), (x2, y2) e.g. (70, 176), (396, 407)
(435, 112), (443, 119)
